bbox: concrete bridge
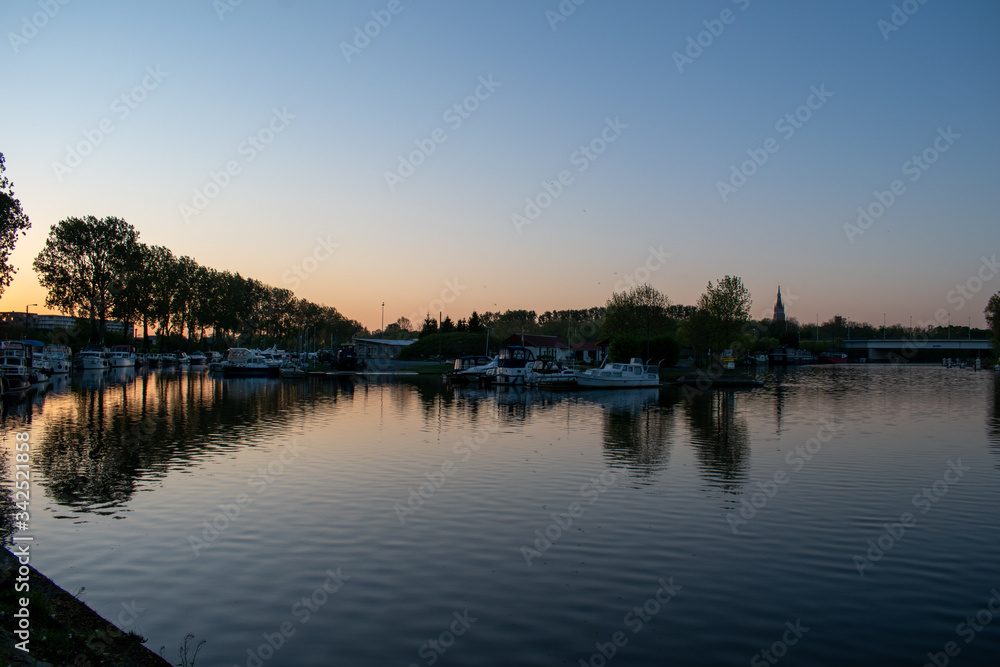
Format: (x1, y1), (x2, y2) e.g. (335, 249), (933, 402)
(839, 338), (993, 361)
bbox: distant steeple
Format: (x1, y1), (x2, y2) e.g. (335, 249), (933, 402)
(773, 286), (785, 322)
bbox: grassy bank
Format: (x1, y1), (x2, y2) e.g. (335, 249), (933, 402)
(0, 547), (180, 666)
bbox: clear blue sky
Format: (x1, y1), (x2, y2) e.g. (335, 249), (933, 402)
(2, 0), (997, 330)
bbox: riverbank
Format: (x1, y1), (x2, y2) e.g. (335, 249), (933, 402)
(0, 547), (171, 666)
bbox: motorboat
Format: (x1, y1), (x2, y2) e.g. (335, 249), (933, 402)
(160, 352), (177, 366)
(575, 358), (660, 389)
(493, 346), (535, 386)
(109, 345), (137, 368)
(189, 351), (208, 365)
(77, 345), (110, 371)
(43, 344), (72, 374)
(220, 348), (280, 377)
(818, 352), (848, 364)
(526, 359), (578, 388)
(445, 355), (496, 383)
(0, 342), (31, 394)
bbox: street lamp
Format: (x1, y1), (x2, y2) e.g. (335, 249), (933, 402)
(381, 302), (384, 336)
(24, 304), (37, 338)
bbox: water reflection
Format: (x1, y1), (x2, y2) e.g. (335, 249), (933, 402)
(989, 375), (1000, 465)
(685, 389), (751, 494)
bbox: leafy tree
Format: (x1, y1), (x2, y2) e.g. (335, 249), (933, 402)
(0, 153), (31, 298)
(33, 215), (140, 341)
(604, 284), (672, 358)
(694, 275), (752, 351)
(395, 316), (412, 332)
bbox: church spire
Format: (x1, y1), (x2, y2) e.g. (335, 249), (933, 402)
(773, 286), (785, 322)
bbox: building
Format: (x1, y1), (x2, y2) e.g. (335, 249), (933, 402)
(0, 312), (135, 337)
(571, 341), (606, 364)
(500, 334), (572, 361)
(353, 338), (415, 360)
(773, 287), (785, 323)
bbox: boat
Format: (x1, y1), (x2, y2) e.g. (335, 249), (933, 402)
(19, 340), (50, 385)
(109, 345), (137, 368)
(219, 348), (280, 377)
(818, 352), (848, 364)
(525, 359), (578, 388)
(43, 344), (72, 374)
(0, 342), (31, 395)
(189, 351), (207, 365)
(175, 351), (190, 366)
(279, 366), (308, 379)
(769, 346), (815, 365)
(444, 356), (496, 383)
(159, 352), (177, 366)
(77, 345), (110, 371)
(575, 358), (660, 389)
(493, 346), (535, 386)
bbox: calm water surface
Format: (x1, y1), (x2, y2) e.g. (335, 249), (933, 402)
(3, 365), (1000, 666)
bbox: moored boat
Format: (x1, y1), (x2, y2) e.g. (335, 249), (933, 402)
(0, 342), (31, 395)
(109, 345), (137, 368)
(575, 358), (660, 389)
(43, 344), (72, 374)
(526, 359), (578, 388)
(445, 356), (495, 383)
(818, 352), (848, 364)
(220, 348), (280, 377)
(493, 346), (535, 386)
(77, 345), (110, 371)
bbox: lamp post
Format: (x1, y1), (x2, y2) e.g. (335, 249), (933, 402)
(24, 304), (37, 338)
(381, 302), (384, 337)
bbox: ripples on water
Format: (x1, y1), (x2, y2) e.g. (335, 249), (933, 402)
(2, 365), (999, 666)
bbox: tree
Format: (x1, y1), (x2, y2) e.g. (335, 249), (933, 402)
(420, 314), (437, 338)
(0, 153), (31, 297)
(467, 311), (483, 333)
(395, 316), (412, 332)
(33, 215), (140, 341)
(695, 275), (752, 351)
(986, 292), (1000, 352)
(440, 315), (455, 334)
(604, 284), (672, 358)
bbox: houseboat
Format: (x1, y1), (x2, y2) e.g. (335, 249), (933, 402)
(575, 358), (660, 389)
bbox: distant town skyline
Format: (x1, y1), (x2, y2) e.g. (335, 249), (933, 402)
(1, 1), (997, 330)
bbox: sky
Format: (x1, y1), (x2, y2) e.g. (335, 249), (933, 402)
(1, 0), (998, 331)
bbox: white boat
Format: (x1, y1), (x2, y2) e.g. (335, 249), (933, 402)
(493, 346), (535, 386)
(575, 358), (660, 389)
(77, 345), (110, 371)
(445, 356), (496, 383)
(220, 348), (279, 377)
(525, 359), (578, 388)
(160, 352), (177, 366)
(0, 342), (31, 394)
(189, 351), (207, 365)
(43, 344), (72, 374)
(109, 345), (136, 368)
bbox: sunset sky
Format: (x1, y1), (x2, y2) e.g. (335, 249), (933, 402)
(1, 0), (997, 330)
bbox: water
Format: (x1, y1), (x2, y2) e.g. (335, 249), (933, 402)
(3, 365), (999, 666)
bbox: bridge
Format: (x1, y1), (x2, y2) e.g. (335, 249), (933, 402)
(839, 338), (993, 361)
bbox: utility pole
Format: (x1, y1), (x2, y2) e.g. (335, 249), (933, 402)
(24, 304), (36, 339)
(381, 302), (384, 336)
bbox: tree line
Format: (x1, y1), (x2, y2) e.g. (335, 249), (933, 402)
(31, 215), (365, 349)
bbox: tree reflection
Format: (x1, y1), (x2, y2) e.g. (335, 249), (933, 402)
(685, 389), (750, 493)
(595, 389), (673, 475)
(989, 375), (1000, 466)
